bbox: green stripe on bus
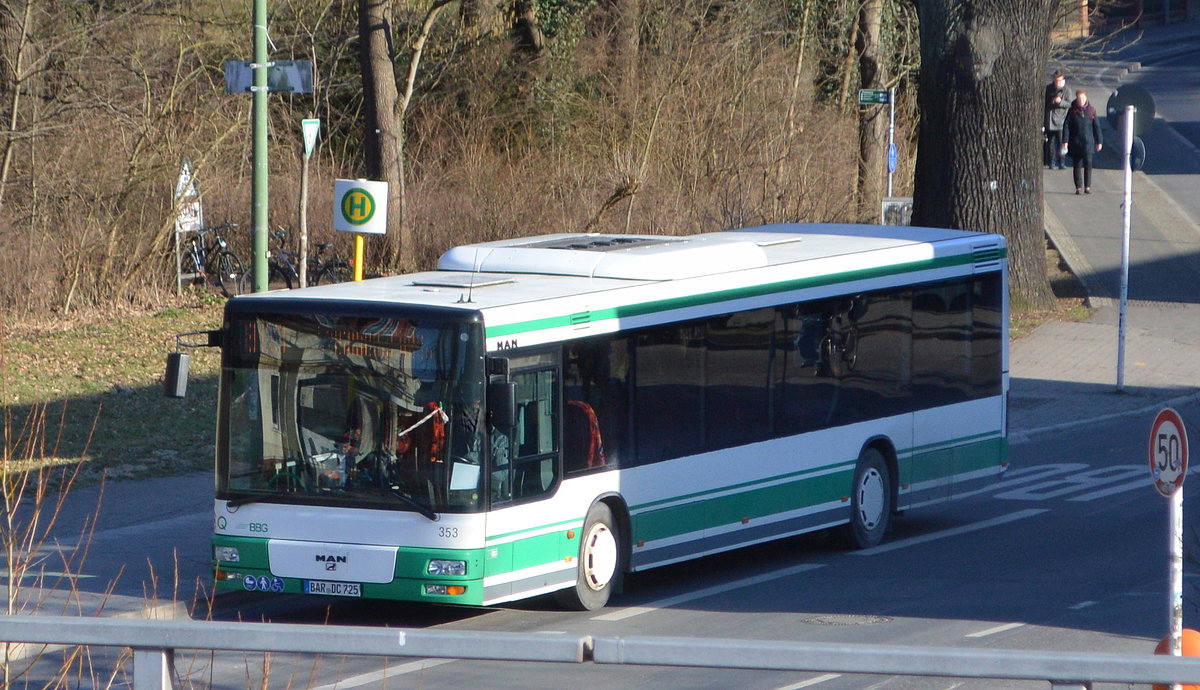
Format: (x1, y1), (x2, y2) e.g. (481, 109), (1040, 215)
(485, 250), (999, 339)
(212, 535), (487, 581)
(633, 461), (856, 513)
(630, 434), (1004, 544)
(485, 528), (578, 573)
(633, 467), (853, 543)
(951, 436), (1007, 474)
(908, 430), (1003, 456)
(486, 516), (584, 544)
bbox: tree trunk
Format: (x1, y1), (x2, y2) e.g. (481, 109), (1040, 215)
(911, 0), (1058, 310)
(837, 15), (859, 111)
(358, 0), (406, 267)
(856, 0), (886, 222)
(608, 0), (640, 117)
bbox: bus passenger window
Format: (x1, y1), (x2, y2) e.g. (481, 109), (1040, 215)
(564, 400), (605, 474)
(564, 335), (626, 473)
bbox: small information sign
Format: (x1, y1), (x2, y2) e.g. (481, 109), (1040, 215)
(224, 60), (314, 94)
(858, 89), (889, 105)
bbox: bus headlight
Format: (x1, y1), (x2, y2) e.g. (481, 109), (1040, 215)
(427, 559), (466, 576)
(214, 546), (240, 563)
(424, 584), (467, 596)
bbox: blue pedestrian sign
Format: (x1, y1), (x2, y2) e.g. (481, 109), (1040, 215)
(887, 144), (897, 173)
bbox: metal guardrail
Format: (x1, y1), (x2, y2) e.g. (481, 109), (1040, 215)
(5, 615), (1200, 689)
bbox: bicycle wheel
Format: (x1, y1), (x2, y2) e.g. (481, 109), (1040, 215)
(215, 250), (247, 297)
(182, 248), (206, 285)
(268, 262), (295, 290)
(314, 262), (352, 285)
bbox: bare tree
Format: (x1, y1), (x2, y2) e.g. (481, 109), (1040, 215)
(911, 0), (1058, 309)
(856, 0), (887, 221)
(0, 0), (41, 210)
(358, 0), (454, 269)
(358, 0), (405, 267)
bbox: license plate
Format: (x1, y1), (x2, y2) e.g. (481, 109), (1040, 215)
(303, 580), (361, 597)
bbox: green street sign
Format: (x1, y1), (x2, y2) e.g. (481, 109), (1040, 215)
(858, 89), (890, 105)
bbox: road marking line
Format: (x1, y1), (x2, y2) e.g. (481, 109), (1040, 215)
(0, 571), (96, 580)
(850, 509), (1048, 556)
(591, 563), (826, 622)
(1069, 479), (1154, 502)
(311, 658), (454, 690)
(966, 622), (1025, 638)
(776, 673), (843, 688)
(1069, 600), (1098, 610)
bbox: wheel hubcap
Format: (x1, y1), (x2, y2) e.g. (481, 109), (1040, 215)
(581, 523), (617, 591)
(857, 467), (886, 530)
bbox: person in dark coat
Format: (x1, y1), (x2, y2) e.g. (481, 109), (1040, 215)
(1043, 71), (1069, 169)
(1064, 89), (1103, 194)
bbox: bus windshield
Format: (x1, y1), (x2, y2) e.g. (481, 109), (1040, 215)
(217, 310), (486, 515)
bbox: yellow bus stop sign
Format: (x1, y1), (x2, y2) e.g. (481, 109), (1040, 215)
(333, 179), (387, 235)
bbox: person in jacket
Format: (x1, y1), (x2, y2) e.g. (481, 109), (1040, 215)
(1064, 89), (1103, 194)
(1043, 71), (1069, 169)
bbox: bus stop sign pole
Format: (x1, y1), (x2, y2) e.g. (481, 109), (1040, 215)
(333, 179), (388, 280)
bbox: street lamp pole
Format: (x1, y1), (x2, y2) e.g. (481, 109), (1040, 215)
(251, 0), (269, 292)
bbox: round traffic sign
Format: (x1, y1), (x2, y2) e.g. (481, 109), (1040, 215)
(1150, 407), (1189, 497)
(1106, 84), (1155, 136)
(1130, 135), (1146, 171)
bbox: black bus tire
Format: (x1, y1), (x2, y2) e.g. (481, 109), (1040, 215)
(556, 502), (621, 611)
(839, 446), (892, 549)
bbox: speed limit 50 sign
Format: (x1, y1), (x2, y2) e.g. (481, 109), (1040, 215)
(1150, 407), (1189, 497)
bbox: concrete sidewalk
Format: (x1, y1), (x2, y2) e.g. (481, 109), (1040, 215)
(1015, 16), (1200, 440)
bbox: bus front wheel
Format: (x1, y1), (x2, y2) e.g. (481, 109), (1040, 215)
(556, 502), (621, 611)
(841, 447), (892, 549)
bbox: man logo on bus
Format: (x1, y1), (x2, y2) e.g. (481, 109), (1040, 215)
(315, 554), (348, 572)
(341, 188), (375, 226)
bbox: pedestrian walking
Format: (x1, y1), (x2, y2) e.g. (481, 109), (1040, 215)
(1044, 71), (1069, 169)
(1064, 89), (1103, 194)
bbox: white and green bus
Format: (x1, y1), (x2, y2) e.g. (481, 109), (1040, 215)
(208, 223), (1008, 610)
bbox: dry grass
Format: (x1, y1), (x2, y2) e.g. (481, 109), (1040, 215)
(0, 290), (224, 481)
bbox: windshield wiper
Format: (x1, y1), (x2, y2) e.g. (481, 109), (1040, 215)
(388, 487), (439, 521)
(226, 494), (272, 508)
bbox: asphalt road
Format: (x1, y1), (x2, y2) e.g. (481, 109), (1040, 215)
(18, 395), (1195, 689)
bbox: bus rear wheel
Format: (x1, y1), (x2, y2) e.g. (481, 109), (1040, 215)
(840, 447), (892, 549)
(556, 502), (621, 611)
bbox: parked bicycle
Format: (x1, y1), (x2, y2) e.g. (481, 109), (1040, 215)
(183, 220), (246, 297)
(267, 228), (353, 289)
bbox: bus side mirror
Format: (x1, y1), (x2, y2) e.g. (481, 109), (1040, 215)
(164, 329), (223, 398)
(487, 381), (517, 428)
(164, 352), (190, 398)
